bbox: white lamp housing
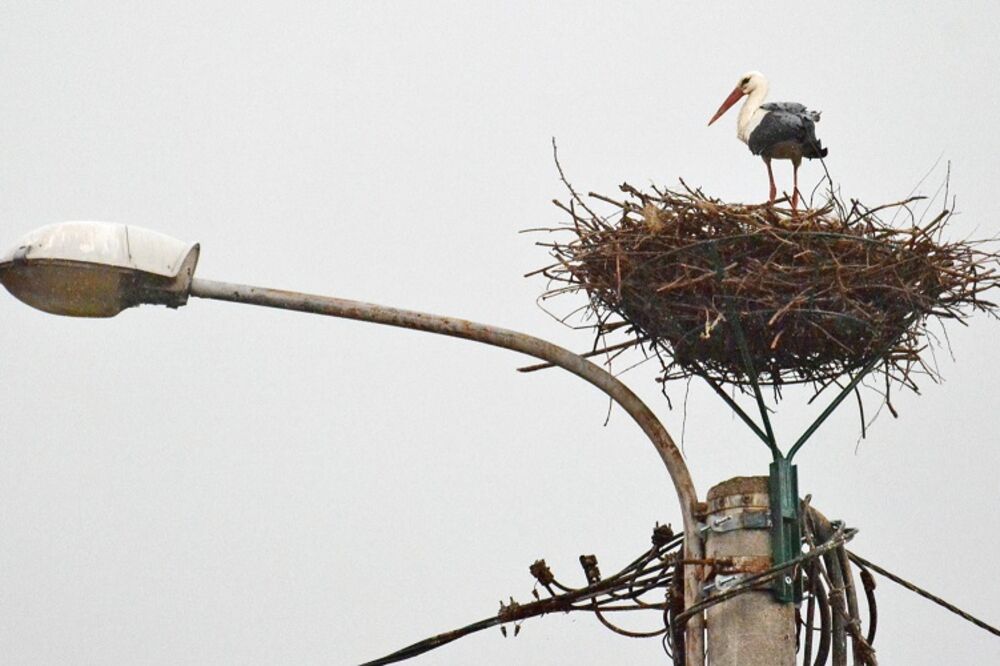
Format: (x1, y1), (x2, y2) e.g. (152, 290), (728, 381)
(0, 222), (200, 317)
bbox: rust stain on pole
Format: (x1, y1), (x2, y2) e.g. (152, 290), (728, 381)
(189, 277), (706, 664)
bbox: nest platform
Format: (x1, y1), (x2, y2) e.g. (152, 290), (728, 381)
(537, 182), (999, 393)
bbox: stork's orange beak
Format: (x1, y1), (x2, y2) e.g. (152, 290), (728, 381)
(708, 86), (745, 126)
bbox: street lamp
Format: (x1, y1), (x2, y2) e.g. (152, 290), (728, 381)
(0, 221), (707, 665)
(0, 221), (199, 317)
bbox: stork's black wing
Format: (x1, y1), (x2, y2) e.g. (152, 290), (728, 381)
(748, 109), (828, 159)
(760, 102), (823, 123)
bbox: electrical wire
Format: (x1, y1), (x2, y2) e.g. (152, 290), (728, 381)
(847, 552), (1000, 639)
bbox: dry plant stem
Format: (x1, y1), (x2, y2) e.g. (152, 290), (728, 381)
(803, 570), (817, 664)
(824, 548), (848, 666)
(857, 564), (879, 646)
(189, 277), (706, 665)
(813, 577), (833, 666)
(802, 511), (847, 666)
(517, 336), (648, 373)
(837, 544), (866, 664)
(807, 508), (878, 665)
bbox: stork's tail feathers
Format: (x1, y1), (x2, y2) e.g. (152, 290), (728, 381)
(801, 117), (827, 159)
(805, 132), (828, 159)
(806, 143), (828, 159)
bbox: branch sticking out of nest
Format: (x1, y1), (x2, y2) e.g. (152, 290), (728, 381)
(535, 180), (999, 396)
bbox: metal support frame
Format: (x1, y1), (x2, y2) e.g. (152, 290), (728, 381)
(722, 300), (803, 602)
(705, 242), (886, 603)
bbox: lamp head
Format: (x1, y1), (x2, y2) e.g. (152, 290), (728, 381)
(0, 222), (199, 317)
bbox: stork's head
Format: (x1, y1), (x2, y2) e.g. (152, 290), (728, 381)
(708, 71), (767, 126)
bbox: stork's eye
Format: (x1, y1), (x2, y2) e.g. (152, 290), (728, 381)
(741, 77), (750, 86)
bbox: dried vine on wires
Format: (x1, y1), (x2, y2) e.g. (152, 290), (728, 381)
(361, 513), (891, 666)
(360, 524), (685, 665)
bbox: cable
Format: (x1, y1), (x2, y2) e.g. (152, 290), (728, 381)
(672, 528), (857, 627)
(847, 552), (1000, 638)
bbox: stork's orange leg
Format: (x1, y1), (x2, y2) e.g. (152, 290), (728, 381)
(765, 159), (776, 205)
(791, 161), (799, 213)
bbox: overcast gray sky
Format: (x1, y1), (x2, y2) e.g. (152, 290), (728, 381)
(1, 2), (998, 664)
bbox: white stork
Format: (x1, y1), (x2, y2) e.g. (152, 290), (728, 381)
(707, 71), (827, 212)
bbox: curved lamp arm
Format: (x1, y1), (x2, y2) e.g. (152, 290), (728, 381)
(190, 277), (705, 665)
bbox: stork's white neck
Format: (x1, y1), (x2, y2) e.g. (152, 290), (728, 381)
(737, 81), (769, 143)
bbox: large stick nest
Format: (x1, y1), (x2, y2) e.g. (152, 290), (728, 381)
(535, 181), (999, 393)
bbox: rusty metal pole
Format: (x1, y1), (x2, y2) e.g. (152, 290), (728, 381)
(704, 477), (796, 666)
(188, 277), (706, 664)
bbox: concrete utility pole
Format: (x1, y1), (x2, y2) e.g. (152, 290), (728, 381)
(705, 477), (796, 666)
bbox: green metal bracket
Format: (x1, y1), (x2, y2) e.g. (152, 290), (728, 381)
(787, 354), (884, 460)
(701, 240), (894, 604)
(769, 459), (802, 603)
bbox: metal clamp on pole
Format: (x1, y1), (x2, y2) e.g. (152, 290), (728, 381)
(768, 459), (802, 603)
(701, 510), (772, 535)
